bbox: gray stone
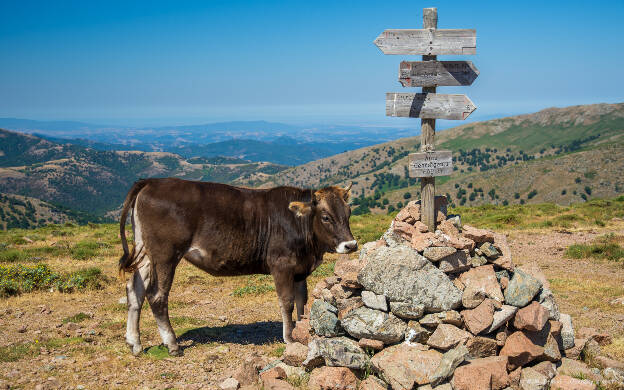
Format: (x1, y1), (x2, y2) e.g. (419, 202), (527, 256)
(219, 378), (240, 390)
(405, 321), (433, 344)
(480, 242), (500, 259)
(309, 299), (344, 337)
(519, 367), (548, 390)
(471, 256), (488, 267)
(359, 241), (380, 261)
(430, 345), (469, 386)
(448, 215), (462, 230)
(438, 250), (471, 274)
(486, 305), (518, 333)
(538, 288), (560, 321)
(361, 290), (388, 311)
(495, 270), (510, 281)
(304, 337), (370, 370)
(419, 311), (463, 328)
(423, 247), (456, 262)
(390, 301), (425, 320)
(381, 223), (404, 248)
(504, 269), (542, 307)
(358, 246), (462, 313)
(341, 306), (406, 344)
(560, 313), (575, 350)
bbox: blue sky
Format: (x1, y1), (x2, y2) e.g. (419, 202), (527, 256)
(1, 0), (623, 127)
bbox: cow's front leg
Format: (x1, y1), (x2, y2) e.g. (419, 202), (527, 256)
(273, 271), (295, 343)
(294, 280), (308, 321)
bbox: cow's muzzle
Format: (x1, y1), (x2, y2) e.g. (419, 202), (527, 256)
(336, 240), (358, 254)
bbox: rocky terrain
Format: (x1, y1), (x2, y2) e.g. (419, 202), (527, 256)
(225, 200), (624, 389)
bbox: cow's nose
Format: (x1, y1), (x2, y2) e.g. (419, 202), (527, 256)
(345, 241), (358, 252)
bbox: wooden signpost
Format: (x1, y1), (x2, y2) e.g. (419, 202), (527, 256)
(374, 7), (478, 232)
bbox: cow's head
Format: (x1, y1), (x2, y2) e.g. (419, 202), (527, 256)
(288, 184), (357, 254)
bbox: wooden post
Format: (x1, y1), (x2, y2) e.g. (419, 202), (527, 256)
(421, 7), (437, 232)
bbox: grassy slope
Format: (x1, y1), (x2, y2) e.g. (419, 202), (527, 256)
(240, 103), (624, 211)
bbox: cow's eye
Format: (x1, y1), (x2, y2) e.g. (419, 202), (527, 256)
(321, 214), (330, 223)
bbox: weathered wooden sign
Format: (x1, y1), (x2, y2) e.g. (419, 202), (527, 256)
(399, 61), (479, 87)
(374, 29), (476, 55)
(385, 93), (476, 120)
(409, 151), (453, 177)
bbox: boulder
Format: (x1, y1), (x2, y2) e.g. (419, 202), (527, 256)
(438, 250), (471, 273)
(261, 378), (295, 390)
(411, 232), (437, 252)
(513, 302), (550, 332)
(504, 270), (542, 307)
(461, 299), (495, 335)
(538, 288), (560, 321)
(310, 300), (344, 337)
(461, 225), (494, 243)
(219, 378), (240, 390)
(531, 361), (557, 380)
(559, 314), (575, 350)
(459, 265), (504, 304)
(480, 242), (500, 259)
(426, 324), (472, 350)
(430, 345), (469, 386)
(405, 321), (433, 344)
(519, 367), (549, 390)
(446, 235), (476, 251)
(291, 318), (312, 345)
(462, 284), (487, 309)
(358, 246), (462, 313)
(439, 219), (460, 237)
(420, 311), (463, 328)
(304, 337), (370, 370)
(556, 358), (600, 382)
(423, 247), (457, 262)
(334, 257), (364, 288)
(465, 336), (498, 358)
(371, 344), (443, 388)
(389, 301), (424, 320)
(281, 342), (308, 367)
(486, 305), (518, 334)
(550, 374), (596, 390)
(499, 331), (544, 370)
(491, 233), (514, 270)
(336, 296), (364, 320)
(361, 291), (388, 311)
(358, 338), (384, 351)
(470, 255), (488, 268)
(358, 376), (388, 390)
(341, 306), (406, 344)
(308, 367), (358, 390)
(451, 356), (510, 390)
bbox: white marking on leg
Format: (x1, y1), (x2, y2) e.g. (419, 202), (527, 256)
(279, 297), (294, 343)
(336, 240), (357, 254)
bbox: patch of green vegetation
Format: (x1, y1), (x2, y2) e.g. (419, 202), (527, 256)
(145, 344), (171, 359)
(566, 234), (624, 262)
(312, 260), (335, 277)
(350, 213), (394, 243)
(62, 312), (91, 324)
(231, 274), (275, 297)
(0, 337), (84, 362)
(0, 264), (108, 297)
(270, 344), (286, 357)
(70, 240), (103, 260)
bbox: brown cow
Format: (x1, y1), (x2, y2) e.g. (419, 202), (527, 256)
(118, 178), (356, 356)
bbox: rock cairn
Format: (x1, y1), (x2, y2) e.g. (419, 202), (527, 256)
(249, 197), (624, 390)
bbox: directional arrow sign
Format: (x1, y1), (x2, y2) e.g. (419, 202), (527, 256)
(409, 150), (453, 177)
(399, 61), (479, 87)
(374, 29), (476, 55)
(386, 93), (476, 120)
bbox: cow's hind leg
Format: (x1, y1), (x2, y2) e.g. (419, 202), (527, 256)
(294, 280), (308, 321)
(125, 261), (150, 356)
(146, 258), (181, 356)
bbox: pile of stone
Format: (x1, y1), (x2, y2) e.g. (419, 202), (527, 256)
(255, 198), (624, 390)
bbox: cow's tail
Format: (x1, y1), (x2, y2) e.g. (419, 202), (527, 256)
(118, 179), (149, 278)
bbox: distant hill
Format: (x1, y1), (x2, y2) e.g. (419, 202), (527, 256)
(0, 129), (287, 215)
(237, 103), (624, 212)
(0, 193), (105, 230)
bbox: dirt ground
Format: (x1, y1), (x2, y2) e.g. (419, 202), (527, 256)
(1, 223), (623, 389)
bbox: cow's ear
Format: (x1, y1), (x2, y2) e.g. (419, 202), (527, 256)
(342, 183), (352, 201)
(289, 201), (313, 217)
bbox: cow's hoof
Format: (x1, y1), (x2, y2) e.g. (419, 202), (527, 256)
(127, 342), (143, 356)
(168, 347), (182, 357)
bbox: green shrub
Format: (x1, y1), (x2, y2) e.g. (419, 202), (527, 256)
(0, 264), (107, 297)
(566, 234), (624, 262)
